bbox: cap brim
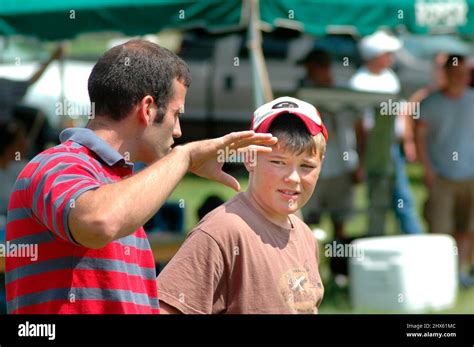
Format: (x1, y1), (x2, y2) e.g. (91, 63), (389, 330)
(253, 110), (328, 141)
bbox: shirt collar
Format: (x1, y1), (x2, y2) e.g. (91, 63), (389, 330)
(59, 127), (131, 168)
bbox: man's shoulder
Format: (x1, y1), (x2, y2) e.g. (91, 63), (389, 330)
(420, 91), (444, 120)
(423, 88), (474, 104)
(349, 68), (369, 87)
(422, 90), (443, 103)
(350, 68), (399, 93)
(29, 141), (97, 168)
(464, 88), (474, 100)
(349, 69), (378, 91)
(19, 142), (102, 188)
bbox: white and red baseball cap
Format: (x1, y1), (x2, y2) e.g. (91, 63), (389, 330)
(250, 96), (328, 141)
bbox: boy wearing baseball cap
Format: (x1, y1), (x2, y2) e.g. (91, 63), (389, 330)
(157, 97), (327, 314)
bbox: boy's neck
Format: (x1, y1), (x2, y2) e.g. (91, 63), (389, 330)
(243, 190), (292, 229)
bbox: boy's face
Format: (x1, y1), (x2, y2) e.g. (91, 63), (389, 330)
(247, 140), (322, 218)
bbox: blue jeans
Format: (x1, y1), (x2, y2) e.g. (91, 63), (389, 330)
(392, 145), (423, 234)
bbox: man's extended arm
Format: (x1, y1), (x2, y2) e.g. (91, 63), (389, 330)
(69, 131), (276, 249)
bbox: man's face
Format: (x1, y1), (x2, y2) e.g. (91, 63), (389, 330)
(307, 63), (333, 87)
(248, 140), (322, 218)
(372, 52), (394, 70)
(141, 79), (186, 163)
(445, 62), (469, 89)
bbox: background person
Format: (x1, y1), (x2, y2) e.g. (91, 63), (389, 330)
(417, 55), (474, 287)
(298, 49), (364, 240)
(349, 30), (423, 236)
(402, 52), (448, 163)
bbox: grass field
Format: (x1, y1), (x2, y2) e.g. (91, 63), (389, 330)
(167, 162), (474, 314)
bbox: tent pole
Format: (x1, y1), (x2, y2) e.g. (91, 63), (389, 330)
(59, 41), (67, 127)
(247, 0), (273, 108)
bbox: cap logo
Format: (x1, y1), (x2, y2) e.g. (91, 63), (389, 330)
(272, 101), (298, 109)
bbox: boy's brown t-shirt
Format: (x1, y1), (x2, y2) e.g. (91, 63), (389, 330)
(157, 192), (324, 314)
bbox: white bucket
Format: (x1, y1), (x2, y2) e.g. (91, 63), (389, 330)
(349, 234), (458, 312)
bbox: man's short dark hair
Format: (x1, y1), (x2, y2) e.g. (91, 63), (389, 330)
(444, 54), (465, 69)
(298, 49), (331, 67)
(88, 39), (191, 121)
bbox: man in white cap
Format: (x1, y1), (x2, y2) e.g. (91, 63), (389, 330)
(350, 30), (402, 94)
(350, 30), (423, 236)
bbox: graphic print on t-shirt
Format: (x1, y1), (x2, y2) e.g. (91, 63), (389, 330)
(278, 268), (321, 314)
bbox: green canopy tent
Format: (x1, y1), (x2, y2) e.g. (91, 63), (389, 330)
(0, 0), (246, 39)
(1, 0), (473, 106)
(2, 0), (473, 39)
(259, 0), (474, 36)
(0, 0), (275, 110)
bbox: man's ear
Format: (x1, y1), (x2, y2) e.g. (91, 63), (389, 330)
(137, 95), (155, 125)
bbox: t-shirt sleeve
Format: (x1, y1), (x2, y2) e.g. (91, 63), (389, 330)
(29, 154), (101, 245)
(157, 229), (226, 314)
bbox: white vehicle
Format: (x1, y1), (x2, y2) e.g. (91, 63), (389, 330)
(0, 32), (471, 141)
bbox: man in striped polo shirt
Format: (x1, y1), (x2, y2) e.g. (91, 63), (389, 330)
(6, 39), (277, 314)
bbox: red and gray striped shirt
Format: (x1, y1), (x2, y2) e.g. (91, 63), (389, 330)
(6, 128), (159, 314)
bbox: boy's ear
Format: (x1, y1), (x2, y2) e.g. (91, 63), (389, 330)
(243, 151), (258, 173)
(243, 158), (255, 173)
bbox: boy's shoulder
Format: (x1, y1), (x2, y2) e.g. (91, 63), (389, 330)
(193, 193), (316, 248)
(290, 214), (317, 243)
(194, 193), (253, 241)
